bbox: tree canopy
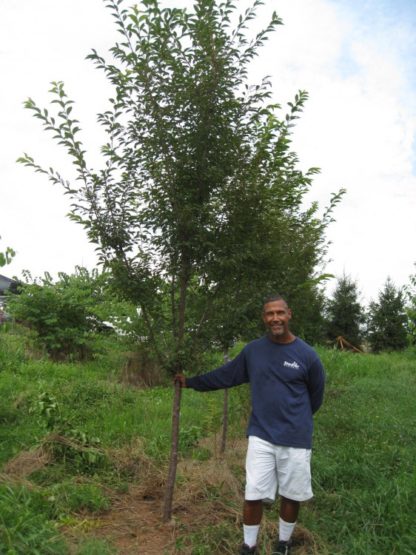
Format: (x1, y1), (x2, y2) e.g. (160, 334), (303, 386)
(18, 0), (343, 371)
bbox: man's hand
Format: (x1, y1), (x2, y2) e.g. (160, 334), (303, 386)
(174, 373), (187, 388)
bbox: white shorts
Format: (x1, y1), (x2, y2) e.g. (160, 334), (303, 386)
(245, 436), (313, 502)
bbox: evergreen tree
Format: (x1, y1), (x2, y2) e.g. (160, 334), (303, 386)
(326, 274), (364, 348)
(291, 285), (327, 345)
(367, 277), (408, 352)
(404, 266), (416, 345)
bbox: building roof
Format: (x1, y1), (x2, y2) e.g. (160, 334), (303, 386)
(0, 274), (17, 294)
(0, 274), (14, 285)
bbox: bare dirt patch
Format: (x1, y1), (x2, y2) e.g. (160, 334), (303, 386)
(72, 438), (248, 554)
(70, 486), (176, 554)
(65, 438), (319, 554)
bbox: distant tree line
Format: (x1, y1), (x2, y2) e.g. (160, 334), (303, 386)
(319, 273), (412, 353)
(4, 264), (415, 359)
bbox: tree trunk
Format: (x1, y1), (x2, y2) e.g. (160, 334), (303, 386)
(163, 252), (189, 521)
(220, 389), (228, 454)
(177, 259), (189, 349)
(220, 352), (230, 454)
(162, 379), (182, 522)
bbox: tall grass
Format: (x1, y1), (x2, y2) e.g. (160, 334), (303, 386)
(307, 349), (416, 554)
(0, 483), (68, 554)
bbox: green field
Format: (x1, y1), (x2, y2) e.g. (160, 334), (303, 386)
(0, 327), (415, 554)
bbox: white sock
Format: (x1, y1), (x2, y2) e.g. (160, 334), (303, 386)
(243, 524), (260, 547)
(279, 517), (296, 542)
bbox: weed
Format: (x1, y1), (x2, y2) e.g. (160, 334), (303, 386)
(31, 392), (108, 473)
(0, 483), (68, 554)
(49, 481), (111, 516)
(75, 537), (116, 555)
(0, 331), (27, 373)
(176, 521), (237, 554)
(43, 432), (108, 474)
(179, 425), (203, 453)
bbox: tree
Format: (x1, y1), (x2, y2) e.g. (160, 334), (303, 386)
(0, 236), (15, 267)
(367, 277), (408, 353)
(326, 274), (364, 348)
(290, 284), (327, 345)
(405, 266), (416, 344)
(18, 0), (342, 519)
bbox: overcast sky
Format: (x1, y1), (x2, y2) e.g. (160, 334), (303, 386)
(1, 0), (415, 304)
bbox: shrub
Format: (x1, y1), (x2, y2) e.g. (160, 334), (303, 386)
(6, 268), (125, 361)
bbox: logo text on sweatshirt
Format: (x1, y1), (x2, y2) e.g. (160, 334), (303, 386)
(284, 360), (300, 369)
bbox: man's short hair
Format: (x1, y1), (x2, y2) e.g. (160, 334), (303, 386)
(262, 294), (288, 308)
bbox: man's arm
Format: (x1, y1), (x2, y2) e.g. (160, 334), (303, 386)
(175, 349), (249, 392)
(307, 357), (326, 414)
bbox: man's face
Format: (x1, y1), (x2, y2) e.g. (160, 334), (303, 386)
(262, 299), (292, 341)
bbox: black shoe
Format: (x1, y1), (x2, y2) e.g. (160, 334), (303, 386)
(271, 540), (292, 554)
(240, 543), (258, 554)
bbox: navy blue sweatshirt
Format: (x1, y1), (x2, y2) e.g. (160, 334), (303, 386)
(186, 336), (325, 449)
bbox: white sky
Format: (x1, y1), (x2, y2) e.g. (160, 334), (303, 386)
(1, 0), (415, 304)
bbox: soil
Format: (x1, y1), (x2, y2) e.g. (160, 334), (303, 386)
(68, 485), (178, 554)
(76, 439), (246, 554)
(73, 486), (316, 554)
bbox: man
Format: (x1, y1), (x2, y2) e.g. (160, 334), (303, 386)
(175, 295), (325, 554)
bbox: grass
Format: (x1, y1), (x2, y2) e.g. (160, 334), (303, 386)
(308, 348), (416, 554)
(1, 327), (415, 553)
(0, 482), (69, 554)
